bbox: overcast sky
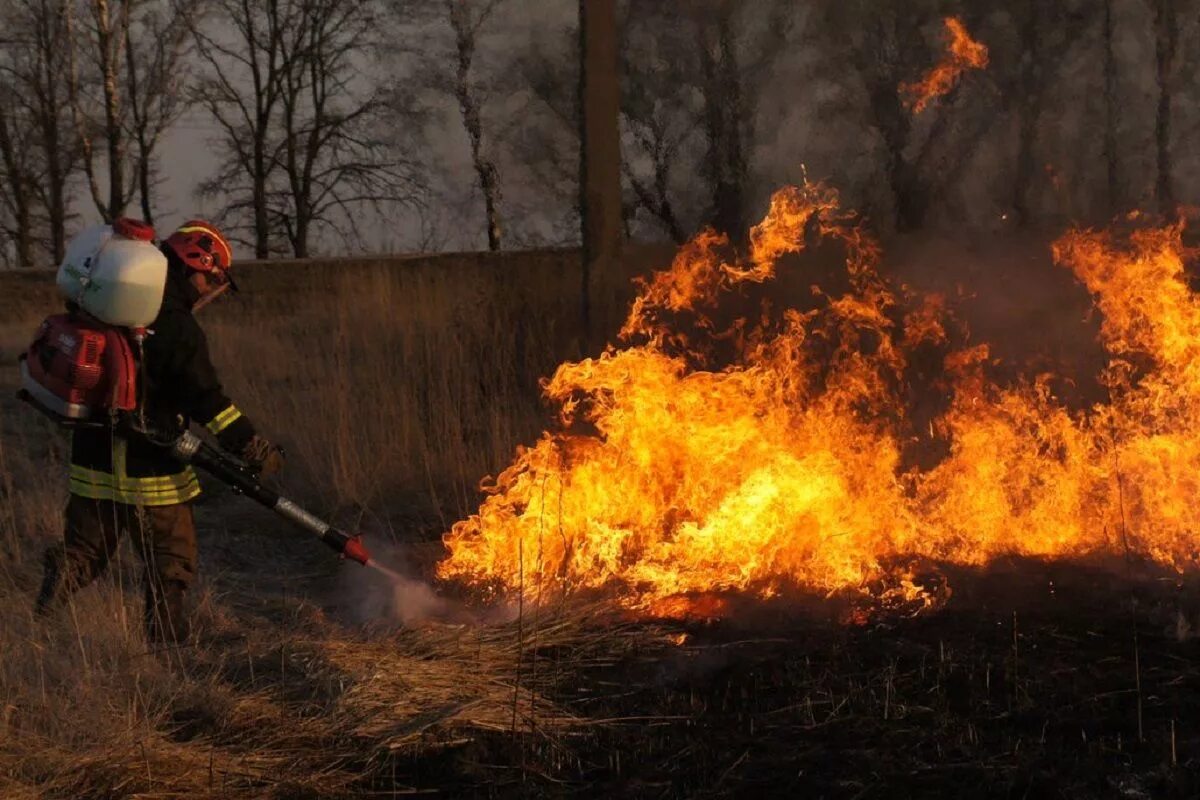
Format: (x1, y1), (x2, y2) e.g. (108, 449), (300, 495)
(34, 0), (1200, 264)
(127, 0), (579, 258)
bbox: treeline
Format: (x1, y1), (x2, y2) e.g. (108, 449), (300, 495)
(612, 0), (1199, 243)
(0, 0), (411, 266)
(1, 0), (1197, 267)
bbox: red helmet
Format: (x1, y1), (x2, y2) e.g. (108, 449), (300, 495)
(163, 220), (236, 289)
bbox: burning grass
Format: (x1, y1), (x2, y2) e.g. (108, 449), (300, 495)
(2, 225), (1200, 795)
(438, 185), (1200, 622)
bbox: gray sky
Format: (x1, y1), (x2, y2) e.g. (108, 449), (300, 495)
(38, 0), (1200, 262)
(135, 0), (579, 258)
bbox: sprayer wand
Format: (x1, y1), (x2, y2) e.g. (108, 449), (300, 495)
(169, 430), (373, 567)
(15, 381), (378, 569)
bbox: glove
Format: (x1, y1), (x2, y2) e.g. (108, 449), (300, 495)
(241, 434), (285, 477)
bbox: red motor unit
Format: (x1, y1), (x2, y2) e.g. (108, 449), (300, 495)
(18, 314), (138, 423)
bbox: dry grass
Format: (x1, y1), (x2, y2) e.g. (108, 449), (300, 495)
(6, 246), (1193, 797)
(0, 248), (672, 797)
(206, 252), (575, 516)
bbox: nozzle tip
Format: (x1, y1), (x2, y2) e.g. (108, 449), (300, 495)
(342, 534), (371, 566)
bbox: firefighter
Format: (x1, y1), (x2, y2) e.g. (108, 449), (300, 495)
(36, 220), (284, 643)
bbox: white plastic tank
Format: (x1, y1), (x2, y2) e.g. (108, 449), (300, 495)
(56, 220), (167, 327)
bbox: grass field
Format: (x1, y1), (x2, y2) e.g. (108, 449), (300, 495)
(2, 244), (1199, 797)
(0, 248), (667, 797)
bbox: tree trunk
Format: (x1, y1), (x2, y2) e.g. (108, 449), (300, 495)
(101, 0), (129, 219)
(628, 158), (685, 243)
(579, 0), (622, 336)
(293, 191), (309, 258)
(294, 221), (309, 258)
(253, 139), (270, 258)
(867, 76), (923, 231)
(123, 3), (153, 225)
(1152, 0), (1177, 217)
(42, 1), (70, 263)
(138, 169), (153, 224)
(857, 11), (924, 232)
(449, 2), (502, 251)
(0, 111), (35, 267)
(44, 116), (68, 263)
(710, 3), (746, 239)
(478, 159), (502, 251)
(13, 200), (33, 267)
(1, 181), (35, 268)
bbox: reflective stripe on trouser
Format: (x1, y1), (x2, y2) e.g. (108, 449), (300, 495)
(206, 404), (243, 435)
(68, 439), (202, 506)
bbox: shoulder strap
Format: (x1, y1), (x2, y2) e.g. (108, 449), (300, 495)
(102, 328), (139, 413)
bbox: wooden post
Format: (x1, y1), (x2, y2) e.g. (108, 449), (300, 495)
(578, 0), (622, 342)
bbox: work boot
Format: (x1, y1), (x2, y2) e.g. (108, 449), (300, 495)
(145, 579), (191, 644)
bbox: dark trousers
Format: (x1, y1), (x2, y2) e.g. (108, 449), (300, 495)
(40, 495), (198, 641)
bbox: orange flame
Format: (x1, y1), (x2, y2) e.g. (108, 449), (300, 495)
(902, 17), (989, 114)
(438, 183), (1200, 617)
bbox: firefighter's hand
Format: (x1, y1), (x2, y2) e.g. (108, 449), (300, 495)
(242, 435), (285, 477)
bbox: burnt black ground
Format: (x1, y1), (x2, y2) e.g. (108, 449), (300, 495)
(348, 557), (1200, 799)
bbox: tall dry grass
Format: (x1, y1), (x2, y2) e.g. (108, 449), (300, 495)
(0, 247), (660, 796)
(202, 250), (648, 525)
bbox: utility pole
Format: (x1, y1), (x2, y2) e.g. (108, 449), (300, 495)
(578, 0), (622, 343)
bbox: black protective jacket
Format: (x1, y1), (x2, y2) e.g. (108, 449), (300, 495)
(68, 255), (257, 506)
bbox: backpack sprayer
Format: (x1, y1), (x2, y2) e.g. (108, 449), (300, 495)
(16, 218), (386, 575)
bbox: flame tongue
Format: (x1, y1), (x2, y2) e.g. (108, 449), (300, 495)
(439, 184), (924, 609)
(438, 183), (1200, 617)
(902, 17), (990, 114)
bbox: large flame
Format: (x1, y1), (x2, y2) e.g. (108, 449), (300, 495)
(438, 183), (1200, 614)
(902, 17), (990, 114)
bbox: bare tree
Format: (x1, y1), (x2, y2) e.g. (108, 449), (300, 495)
(617, 3), (699, 242)
(125, 1), (192, 225)
(0, 0), (77, 263)
(65, 0), (131, 221)
(447, 0), (504, 251)
(0, 64), (41, 266)
(621, 111), (687, 243)
(1010, 0), (1048, 226)
(510, 19), (581, 244)
(32, 1), (76, 263)
(188, 0), (295, 257)
(279, 0), (417, 257)
(386, 0), (512, 251)
(1007, 1), (1093, 226)
(818, 1), (1097, 231)
(192, 0), (412, 258)
(619, 0), (790, 242)
(825, 2), (933, 231)
(693, 0), (747, 239)
(515, 1), (794, 245)
(67, 0), (190, 224)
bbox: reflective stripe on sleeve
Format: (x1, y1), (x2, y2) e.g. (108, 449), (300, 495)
(206, 405), (243, 435)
